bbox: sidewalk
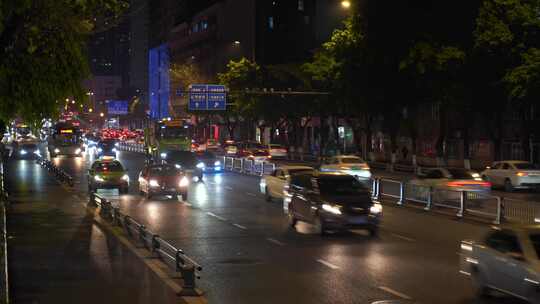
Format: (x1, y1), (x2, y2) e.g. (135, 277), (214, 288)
(5, 159), (179, 304)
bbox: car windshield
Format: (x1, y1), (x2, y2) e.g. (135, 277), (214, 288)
(529, 233), (540, 259)
(341, 157), (364, 164)
(22, 144), (37, 149)
(196, 151), (215, 159)
(447, 169), (476, 180)
(149, 165), (179, 176)
(515, 163), (537, 170)
(252, 150), (268, 156)
(167, 151), (197, 166)
(318, 176), (370, 195)
(270, 144), (285, 149)
(95, 162), (123, 172)
(288, 169), (314, 176)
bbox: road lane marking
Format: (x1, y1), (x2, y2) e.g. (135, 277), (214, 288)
(316, 259), (340, 270)
(266, 238), (285, 246)
(224, 186), (233, 190)
(206, 212), (227, 221)
(246, 192), (256, 197)
(378, 286), (412, 300)
(390, 233), (415, 242)
(233, 223), (247, 230)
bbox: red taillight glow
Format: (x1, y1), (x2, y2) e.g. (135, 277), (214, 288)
(447, 181), (491, 188)
(517, 172), (528, 177)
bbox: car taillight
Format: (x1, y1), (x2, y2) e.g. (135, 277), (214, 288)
(517, 172), (528, 177)
(447, 181), (491, 188)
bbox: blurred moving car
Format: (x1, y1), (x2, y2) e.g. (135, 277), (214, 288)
(319, 155), (372, 180)
(15, 143), (40, 159)
(238, 141), (267, 157)
(162, 150), (203, 181)
(267, 144), (288, 159)
(95, 139), (117, 158)
(409, 168), (491, 201)
(138, 164), (189, 200)
(481, 161), (540, 192)
(260, 166), (315, 203)
(195, 151), (222, 173)
(246, 150), (271, 162)
(87, 158), (129, 193)
(287, 172), (382, 236)
(460, 225), (540, 303)
(223, 142), (239, 156)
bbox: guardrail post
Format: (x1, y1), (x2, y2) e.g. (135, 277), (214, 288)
(424, 187), (432, 211)
(175, 250), (198, 296)
(500, 197), (506, 223)
(494, 196), (502, 225)
(457, 191), (465, 218)
(397, 182), (404, 205)
(239, 158), (244, 173)
(371, 179), (379, 200)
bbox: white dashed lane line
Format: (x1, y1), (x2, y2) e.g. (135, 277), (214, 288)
(246, 192), (257, 197)
(266, 238), (285, 246)
(316, 259), (340, 270)
(390, 233), (415, 242)
(233, 223), (247, 230)
(378, 286), (412, 300)
(206, 212), (227, 221)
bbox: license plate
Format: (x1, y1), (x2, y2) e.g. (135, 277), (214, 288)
(348, 216), (367, 224)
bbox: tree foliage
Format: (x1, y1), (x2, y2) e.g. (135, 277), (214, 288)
(0, 0), (128, 125)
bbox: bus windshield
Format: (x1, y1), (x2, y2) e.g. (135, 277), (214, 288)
(159, 127), (190, 139)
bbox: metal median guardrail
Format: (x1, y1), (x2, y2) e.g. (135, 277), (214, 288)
(371, 178), (534, 225)
(36, 157), (74, 187)
(88, 193), (202, 296)
(223, 157), (275, 176)
(117, 142), (145, 153)
(0, 161), (9, 304)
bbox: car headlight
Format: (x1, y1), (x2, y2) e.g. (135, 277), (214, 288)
(370, 203), (383, 214)
(75, 148), (81, 154)
(160, 152), (167, 159)
(112, 148), (117, 152)
(115, 142), (119, 147)
(322, 204), (342, 215)
(175, 164), (182, 169)
(94, 175), (105, 182)
(121, 174), (129, 181)
(149, 179), (160, 187)
(179, 176), (189, 187)
(20, 149), (27, 155)
(34, 149), (40, 155)
(214, 160), (221, 166)
(196, 162), (205, 169)
(97, 148), (103, 152)
(54, 148), (60, 153)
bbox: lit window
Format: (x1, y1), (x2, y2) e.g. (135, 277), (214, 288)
(202, 21), (208, 30)
(298, 0), (304, 11)
(268, 17), (274, 29)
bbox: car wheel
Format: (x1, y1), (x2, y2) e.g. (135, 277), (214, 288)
(471, 269), (490, 298)
(504, 179), (514, 192)
(265, 187), (272, 202)
(287, 207), (297, 228)
(179, 191), (188, 201)
(314, 216), (327, 236)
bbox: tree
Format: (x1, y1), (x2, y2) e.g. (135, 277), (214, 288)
(0, 0), (128, 126)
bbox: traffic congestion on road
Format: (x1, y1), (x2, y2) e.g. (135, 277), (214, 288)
(4, 121), (540, 304)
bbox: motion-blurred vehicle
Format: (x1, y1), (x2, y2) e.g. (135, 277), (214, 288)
(287, 172), (382, 236)
(15, 143), (40, 159)
(481, 161), (540, 192)
(223, 141), (239, 156)
(138, 164), (189, 200)
(319, 155), (371, 180)
(246, 150), (271, 162)
(161, 150), (203, 182)
(94, 140), (117, 158)
(266, 144), (288, 159)
(195, 151), (222, 173)
(87, 158), (129, 194)
(260, 166), (315, 203)
(409, 168), (491, 201)
(237, 141), (267, 157)
(460, 225), (540, 303)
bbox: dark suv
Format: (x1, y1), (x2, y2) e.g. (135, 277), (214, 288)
(287, 172), (382, 236)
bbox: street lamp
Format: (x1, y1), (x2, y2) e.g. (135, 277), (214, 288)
(341, 0), (351, 9)
(100, 112), (104, 117)
(233, 40), (241, 45)
(89, 108), (93, 113)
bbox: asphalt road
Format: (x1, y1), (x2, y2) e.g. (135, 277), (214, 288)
(18, 147), (534, 304)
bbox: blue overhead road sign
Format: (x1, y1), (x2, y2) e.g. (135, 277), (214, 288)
(188, 84), (227, 111)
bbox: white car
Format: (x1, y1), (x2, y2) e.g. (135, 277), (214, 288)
(319, 155), (371, 179)
(481, 160), (540, 192)
(260, 166), (315, 203)
(460, 225), (540, 303)
(267, 144), (288, 159)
